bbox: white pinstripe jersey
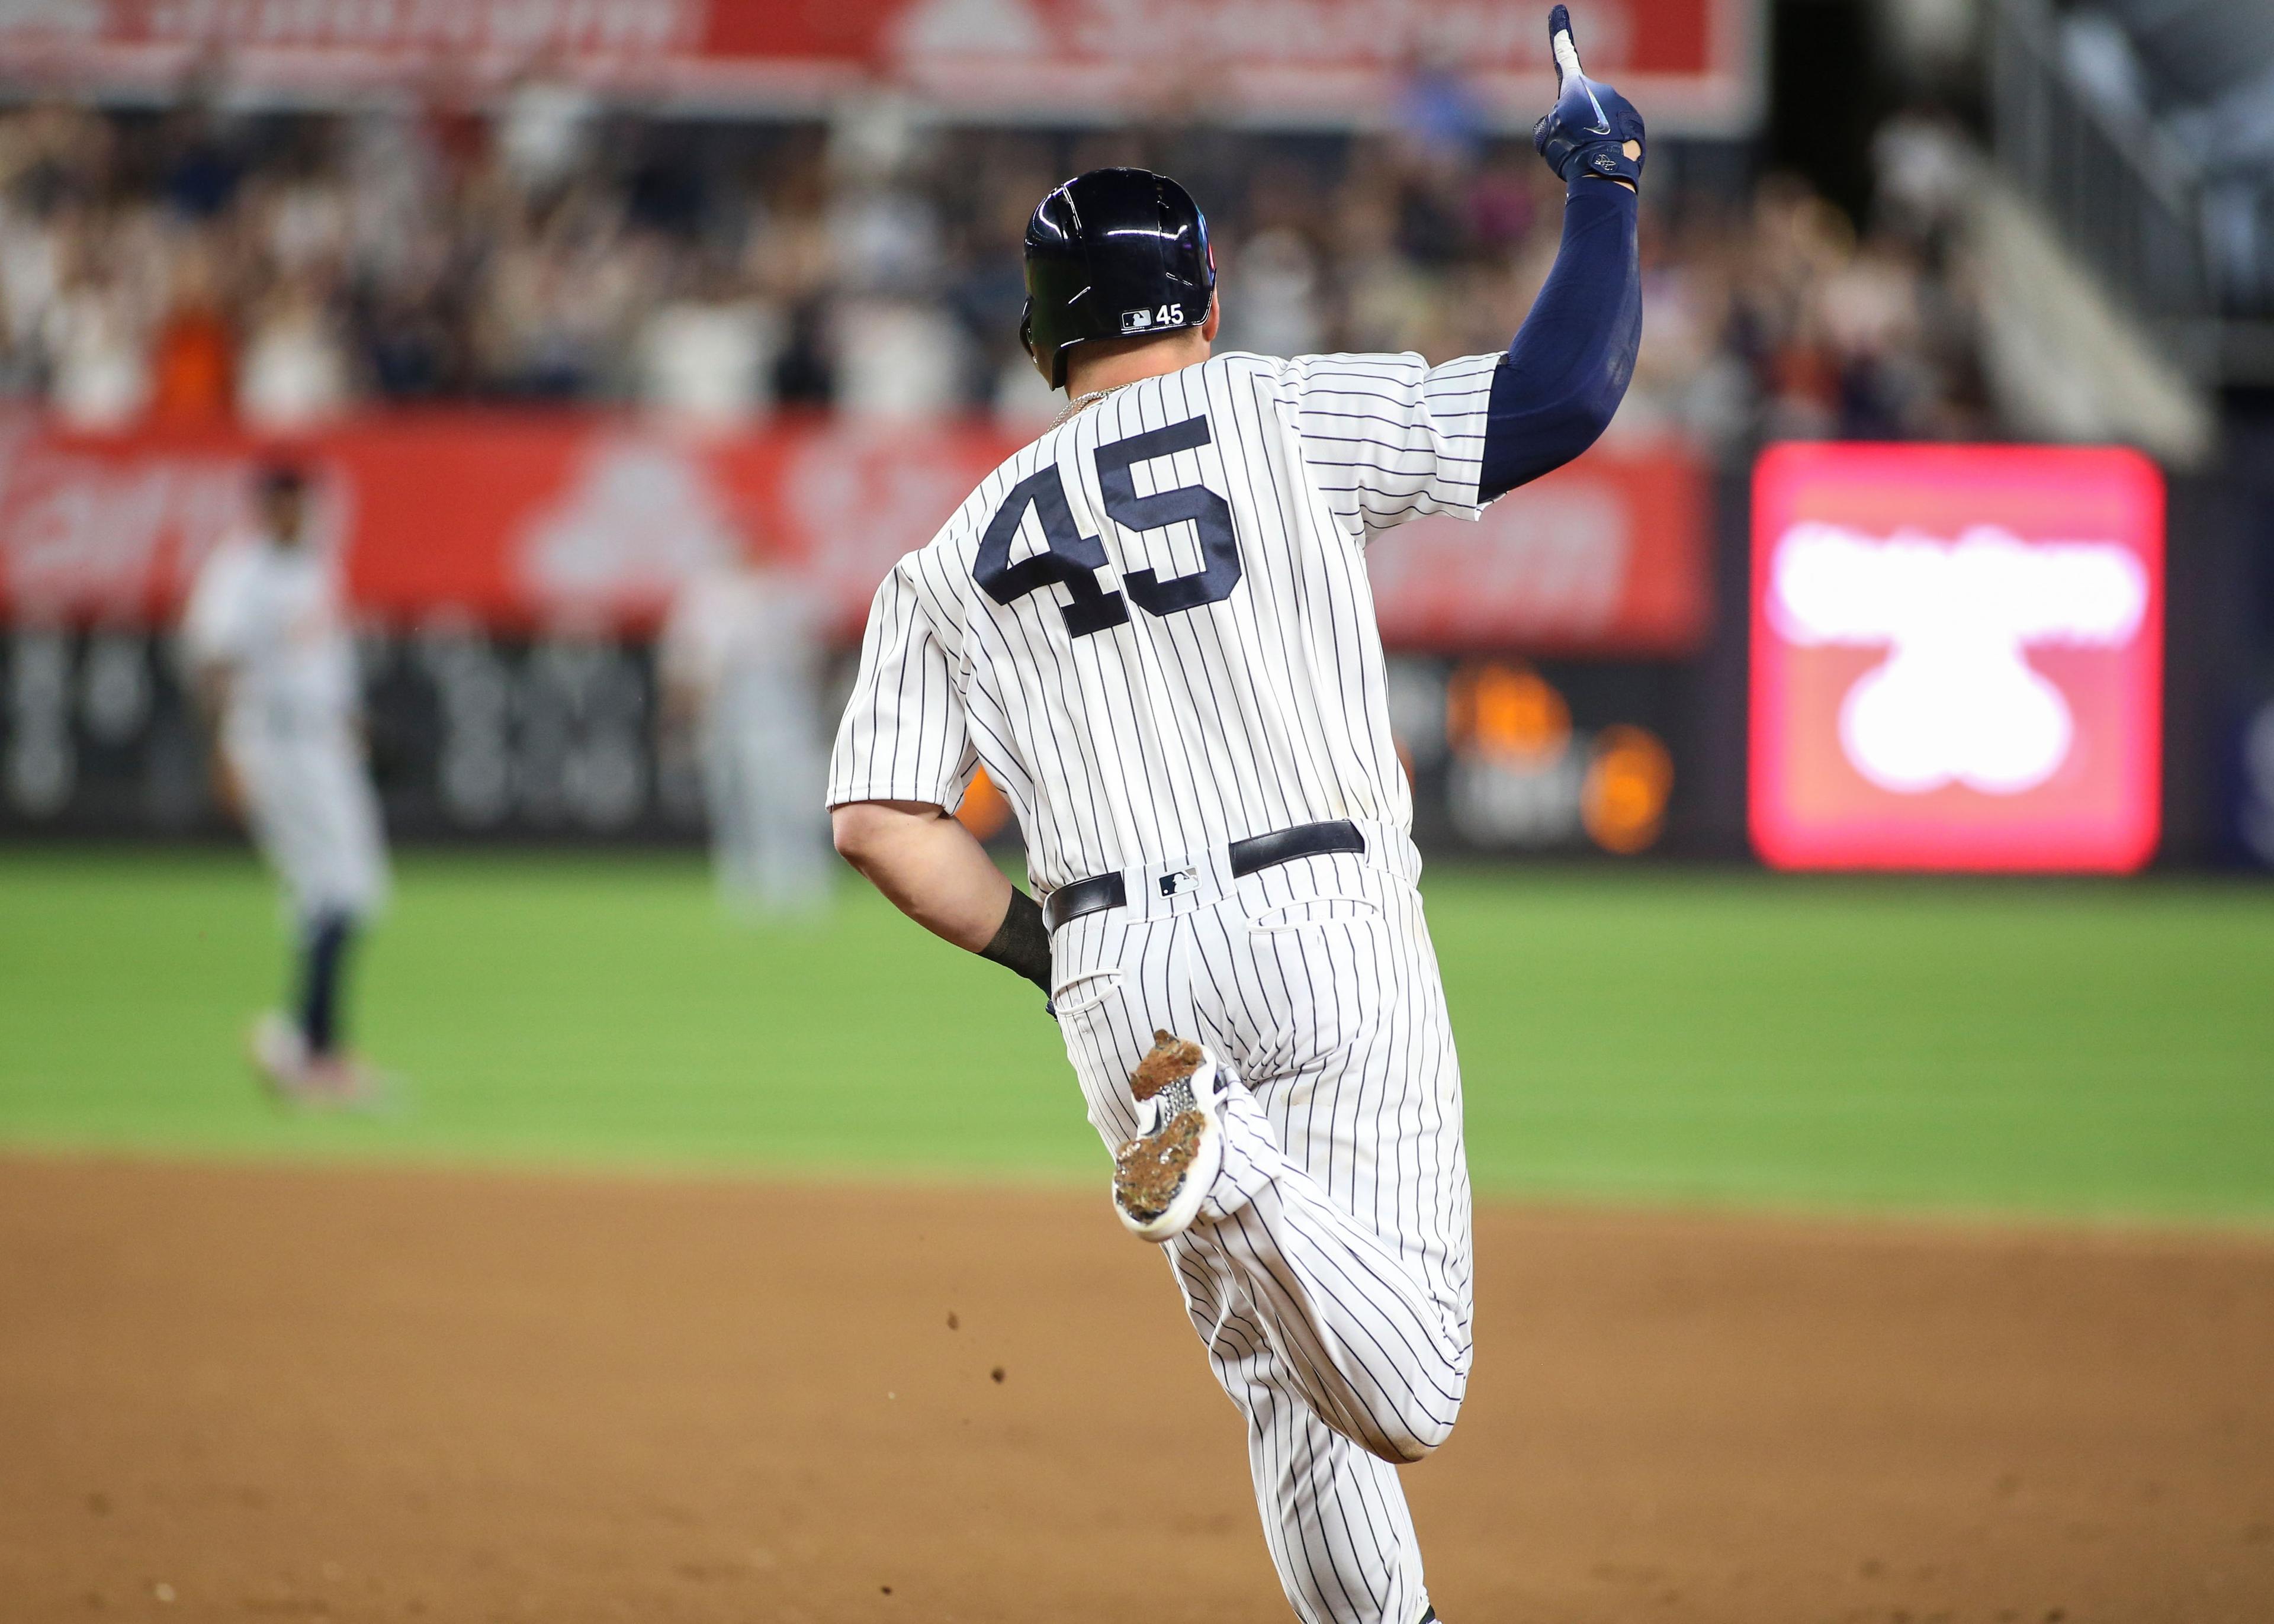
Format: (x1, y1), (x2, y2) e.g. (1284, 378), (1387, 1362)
(826, 349), (1498, 890)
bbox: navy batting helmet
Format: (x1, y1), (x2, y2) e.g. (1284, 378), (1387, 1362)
(1020, 168), (1216, 390)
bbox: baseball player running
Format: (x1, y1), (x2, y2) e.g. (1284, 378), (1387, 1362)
(184, 461), (391, 1107)
(828, 12), (1642, 1619)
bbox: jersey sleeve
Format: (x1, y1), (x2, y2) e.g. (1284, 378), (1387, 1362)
(179, 545), (251, 667)
(826, 555), (981, 812)
(1277, 351), (1499, 541)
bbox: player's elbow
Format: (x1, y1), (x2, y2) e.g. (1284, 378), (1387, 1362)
(830, 798), (940, 875)
(1478, 336), (1635, 500)
(1539, 380), (1623, 472)
(830, 803), (889, 872)
(1479, 390), (1618, 500)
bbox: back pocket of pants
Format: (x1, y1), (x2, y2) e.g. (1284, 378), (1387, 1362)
(1245, 899), (1390, 1077)
(1248, 896), (1383, 932)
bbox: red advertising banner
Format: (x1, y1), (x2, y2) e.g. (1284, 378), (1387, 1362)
(0, 0), (1759, 134)
(1367, 432), (1708, 653)
(1749, 443), (2164, 874)
(0, 409), (1709, 654)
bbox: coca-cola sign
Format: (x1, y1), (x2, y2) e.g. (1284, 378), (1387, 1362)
(1749, 443), (2165, 873)
(0, 419), (244, 622)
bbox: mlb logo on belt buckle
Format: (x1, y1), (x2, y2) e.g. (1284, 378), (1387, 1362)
(1159, 865), (1199, 898)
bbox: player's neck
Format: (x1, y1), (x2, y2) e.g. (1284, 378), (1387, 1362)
(1064, 333), (1210, 401)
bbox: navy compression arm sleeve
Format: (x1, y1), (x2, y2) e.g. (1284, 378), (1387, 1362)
(1478, 175), (1642, 501)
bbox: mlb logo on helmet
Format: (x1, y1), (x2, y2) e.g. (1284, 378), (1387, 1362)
(1748, 443), (2164, 873)
(1120, 303), (1184, 335)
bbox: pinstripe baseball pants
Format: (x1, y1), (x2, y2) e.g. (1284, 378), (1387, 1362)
(1051, 831), (1472, 1624)
(225, 716), (390, 925)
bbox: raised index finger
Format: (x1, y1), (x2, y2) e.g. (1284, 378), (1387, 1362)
(1549, 5), (1585, 88)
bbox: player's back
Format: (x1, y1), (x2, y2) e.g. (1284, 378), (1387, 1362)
(831, 347), (1499, 891)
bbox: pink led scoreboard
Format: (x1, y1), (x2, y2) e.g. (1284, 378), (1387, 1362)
(1749, 443), (2164, 873)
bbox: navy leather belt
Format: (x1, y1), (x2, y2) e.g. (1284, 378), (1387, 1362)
(1041, 819), (1366, 932)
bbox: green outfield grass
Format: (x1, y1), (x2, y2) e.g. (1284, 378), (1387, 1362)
(1, 847), (2269, 1221)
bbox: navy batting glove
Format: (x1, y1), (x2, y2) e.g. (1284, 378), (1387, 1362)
(1533, 5), (1646, 188)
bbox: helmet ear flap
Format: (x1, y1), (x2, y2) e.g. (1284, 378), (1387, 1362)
(1020, 299), (1061, 386)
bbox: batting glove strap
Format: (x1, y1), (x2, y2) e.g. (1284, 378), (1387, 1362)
(1534, 77), (1646, 187)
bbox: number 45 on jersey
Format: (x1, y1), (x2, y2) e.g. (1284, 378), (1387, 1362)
(974, 413), (1242, 638)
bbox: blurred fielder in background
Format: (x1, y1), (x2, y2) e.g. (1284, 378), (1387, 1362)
(182, 462), (390, 1105)
(830, 11), (1643, 1620)
(659, 559), (833, 916)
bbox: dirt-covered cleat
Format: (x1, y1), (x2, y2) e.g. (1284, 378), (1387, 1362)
(1112, 1030), (1231, 1242)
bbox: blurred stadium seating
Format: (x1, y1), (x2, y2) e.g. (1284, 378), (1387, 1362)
(1995, 0), (2274, 379)
(0, 94), (2007, 446)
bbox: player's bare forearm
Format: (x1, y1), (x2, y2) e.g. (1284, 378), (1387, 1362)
(658, 676), (705, 735)
(190, 662), (232, 730)
(830, 799), (1013, 954)
(188, 663), (243, 819)
(833, 799), (1055, 995)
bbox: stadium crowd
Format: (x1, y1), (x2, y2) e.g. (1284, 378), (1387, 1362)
(0, 88), (1995, 454)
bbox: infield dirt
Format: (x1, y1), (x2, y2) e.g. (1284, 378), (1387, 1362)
(2, 1156), (2269, 1623)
